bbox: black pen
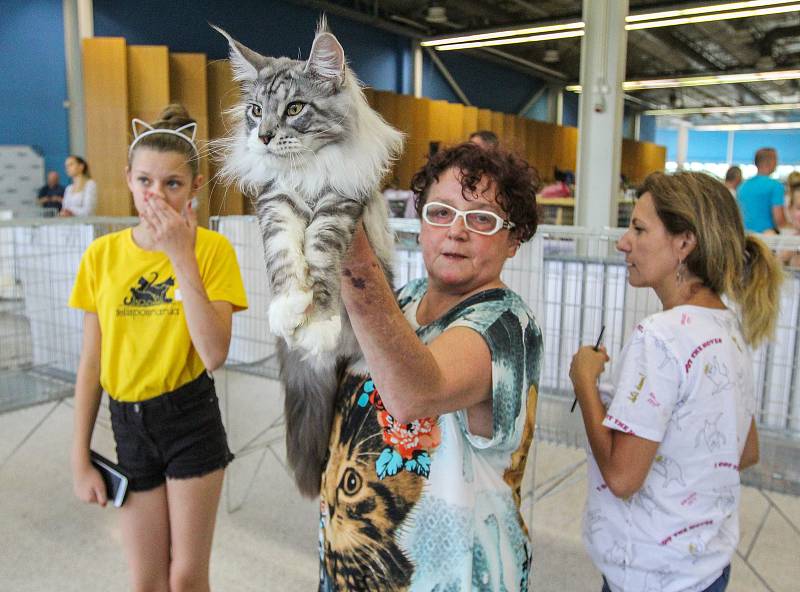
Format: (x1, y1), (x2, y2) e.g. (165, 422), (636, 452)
(571, 325), (605, 413)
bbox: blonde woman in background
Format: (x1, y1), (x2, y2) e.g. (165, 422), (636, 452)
(61, 155), (97, 216)
(779, 185), (800, 267)
(570, 172), (782, 592)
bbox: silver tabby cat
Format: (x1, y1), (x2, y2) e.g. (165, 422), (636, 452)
(214, 22), (404, 497)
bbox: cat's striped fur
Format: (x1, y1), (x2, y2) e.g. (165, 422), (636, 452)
(214, 21), (403, 497)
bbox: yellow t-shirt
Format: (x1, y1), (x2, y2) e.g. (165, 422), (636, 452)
(69, 227), (248, 402)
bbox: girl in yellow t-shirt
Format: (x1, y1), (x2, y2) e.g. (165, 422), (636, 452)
(69, 104), (248, 591)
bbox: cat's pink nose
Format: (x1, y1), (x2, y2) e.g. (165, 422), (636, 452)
(260, 132), (274, 145)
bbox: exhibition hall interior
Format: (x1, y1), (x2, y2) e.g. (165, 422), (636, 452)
(1, 1), (799, 590)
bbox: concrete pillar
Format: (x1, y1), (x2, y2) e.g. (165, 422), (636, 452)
(676, 121), (689, 170)
(63, 0), (93, 157)
(575, 0), (628, 229)
(726, 130), (735, 165)
(412, 40), (422, 98)
(547, 86), (564, 125)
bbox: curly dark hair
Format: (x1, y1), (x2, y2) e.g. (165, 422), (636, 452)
(410, 143), (540, 242)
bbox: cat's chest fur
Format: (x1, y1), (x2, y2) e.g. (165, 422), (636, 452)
(260, 178), (368, 217)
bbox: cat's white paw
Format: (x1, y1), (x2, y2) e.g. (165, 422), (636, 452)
(294, 314), (342, 356)
(268, 289), (313, 339)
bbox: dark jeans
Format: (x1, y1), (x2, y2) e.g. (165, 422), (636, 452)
(601, 564), (731, 592)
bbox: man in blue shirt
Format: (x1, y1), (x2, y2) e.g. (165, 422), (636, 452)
(737, 148), (785, 233)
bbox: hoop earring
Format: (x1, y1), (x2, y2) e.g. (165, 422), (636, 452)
(676, 260), (686, 284)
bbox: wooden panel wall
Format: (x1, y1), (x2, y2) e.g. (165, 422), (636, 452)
(127, 46), (170, 125)
(462, 106), (478, 138)
(170, 53), (210, 226)
(85, 42), (665, 217)
(207, 60), (245, 216)
(621, 139), (668, 185)
(82, 38), (130, 217)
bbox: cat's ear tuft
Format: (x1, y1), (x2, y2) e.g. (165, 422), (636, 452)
(305, 31), (345, 85)
(210, 24), (266, 82)
(316, 14), (331, 36)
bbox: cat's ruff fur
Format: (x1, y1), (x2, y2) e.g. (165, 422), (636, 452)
(213, 22), (403, 497)
(213, 27), (402, 203)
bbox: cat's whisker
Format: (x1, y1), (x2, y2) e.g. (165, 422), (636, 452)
(354, 432), (384, 448)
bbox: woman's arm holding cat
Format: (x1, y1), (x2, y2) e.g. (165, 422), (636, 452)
(341, 224), (492, 424)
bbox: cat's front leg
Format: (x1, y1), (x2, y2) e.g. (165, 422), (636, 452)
(257, 195), (313, 342)
(293, 197), (363, 355)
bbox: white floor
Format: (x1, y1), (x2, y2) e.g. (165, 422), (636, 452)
(1, 369), (798, 591)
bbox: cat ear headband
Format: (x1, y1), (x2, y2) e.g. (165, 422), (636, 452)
(128, 118), (199, 159)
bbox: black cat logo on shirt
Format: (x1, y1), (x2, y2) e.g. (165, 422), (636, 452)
(123, 272), (175, 307)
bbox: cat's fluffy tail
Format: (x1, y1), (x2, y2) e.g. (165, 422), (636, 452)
(278, 339), (341, 498)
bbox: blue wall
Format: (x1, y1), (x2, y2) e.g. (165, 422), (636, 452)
(656, 128), (679, 161)
(96, 0), (554, 119)
(94, 0), (410, 94)
(656, 126), (800, 164)
(562, 92), (580, 128)
(640, 115), (656, 143)
(430, 52), (545, 115)
(0, 0), (69, 180)
(733, 130), (800, 164)
(0, 0), (664, 181)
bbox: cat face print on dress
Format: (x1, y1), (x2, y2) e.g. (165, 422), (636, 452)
(320, 376), (425, 591)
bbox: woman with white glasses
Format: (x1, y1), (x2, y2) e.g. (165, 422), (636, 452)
(317, 143), (543, 591)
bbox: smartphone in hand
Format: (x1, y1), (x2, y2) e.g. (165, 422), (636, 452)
(90, 450), (129, 508)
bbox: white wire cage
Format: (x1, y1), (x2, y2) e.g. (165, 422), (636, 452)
(2, 216), (799, 497)
(0, 217), (137, 413)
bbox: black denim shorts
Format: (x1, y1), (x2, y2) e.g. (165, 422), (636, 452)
(109, 372), (234, 492)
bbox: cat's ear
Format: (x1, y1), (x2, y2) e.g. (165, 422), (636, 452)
(305, 31), (345, 85)
(210, 24), (266, 82)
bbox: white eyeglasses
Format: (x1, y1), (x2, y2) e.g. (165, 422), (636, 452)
(422, 201), (515, 236)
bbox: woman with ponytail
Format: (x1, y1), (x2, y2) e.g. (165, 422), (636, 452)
(570, 171), (782, 592)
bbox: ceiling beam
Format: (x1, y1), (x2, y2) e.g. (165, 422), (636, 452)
(283, 0), (423, 39)
(636, 28), (772, 107)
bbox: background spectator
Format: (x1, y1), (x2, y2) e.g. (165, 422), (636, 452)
(737, 147), (785, 233)
(468, 129), (499, 149)
(724, 165), (742, 197)
(785, 171), (800, 191)
(779, 185), (800, 267)
(61, 155), (97, 217)
(37, 170), (64, 214)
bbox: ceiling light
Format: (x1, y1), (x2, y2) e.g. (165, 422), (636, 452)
(435, 30), (584, 51)
(693, 121), (800, 131)
(644, 102), (800, 115)
(419, 21), (584, 48)
(566, 69), (800, 92)
(543, 48), (561, 63)
(422, 0), (800, 50)
(625, 3), (800, 31)
(626, 0), (798, 22)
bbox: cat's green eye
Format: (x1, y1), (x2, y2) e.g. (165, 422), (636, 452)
(250, 104), (262, 118)
(340, 468), (362, 496)
(286, 102), (305, 117)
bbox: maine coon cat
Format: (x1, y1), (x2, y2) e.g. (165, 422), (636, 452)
(214, 22), (404, 497)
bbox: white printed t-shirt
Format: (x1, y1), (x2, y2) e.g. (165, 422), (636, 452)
(584, 306), (755, 592)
